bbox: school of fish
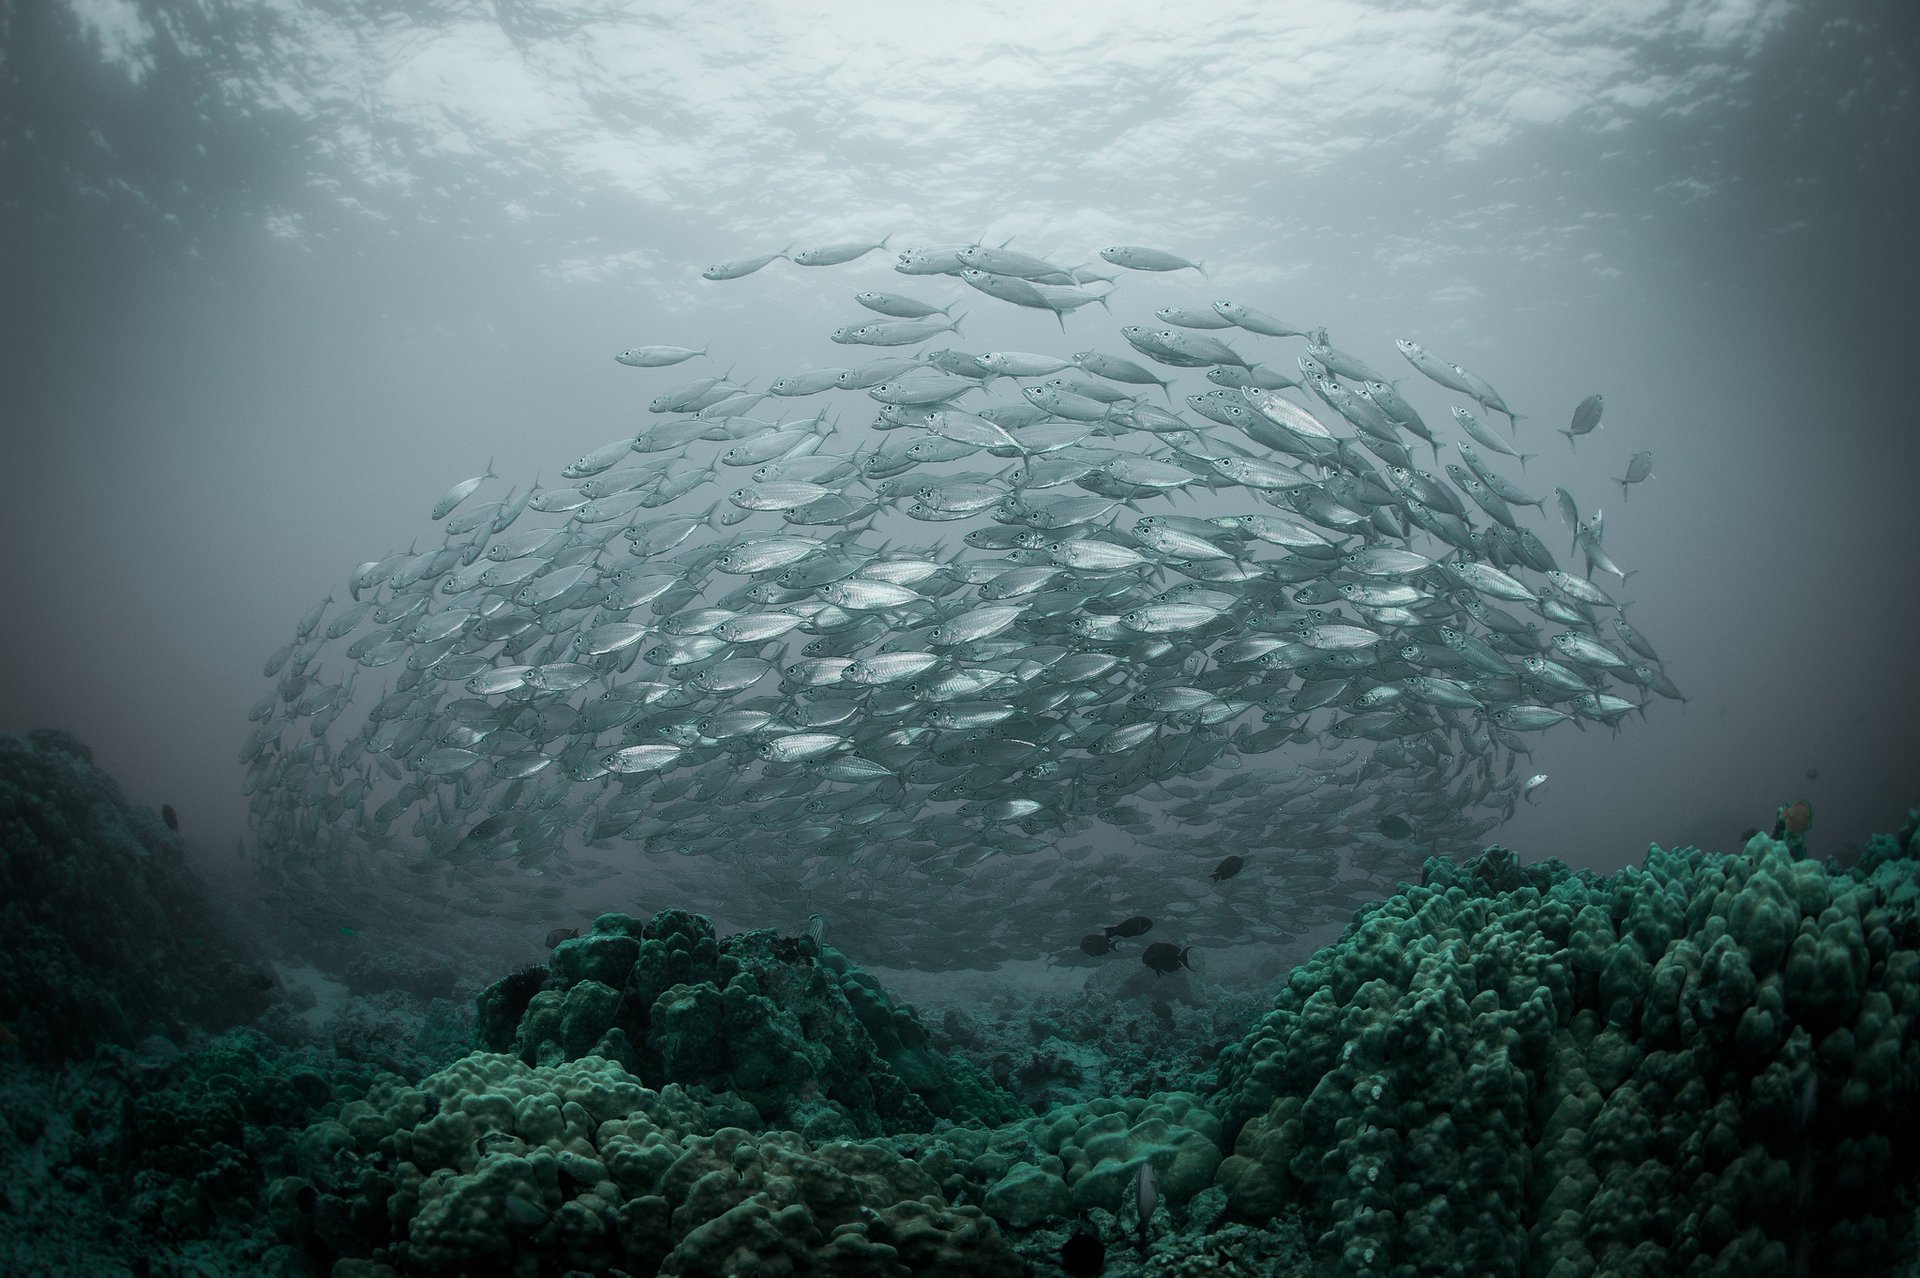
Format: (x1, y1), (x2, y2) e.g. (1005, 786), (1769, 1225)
(242, 238), (1677, 970)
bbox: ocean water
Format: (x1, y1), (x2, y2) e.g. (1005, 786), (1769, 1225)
(1, 2), (1917, 1275)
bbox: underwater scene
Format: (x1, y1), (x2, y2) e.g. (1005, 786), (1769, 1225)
(2, 1), (1917, 1275)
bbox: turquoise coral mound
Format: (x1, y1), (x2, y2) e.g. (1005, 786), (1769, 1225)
(282, 1052), (1021, 1276)
(1212, 822), (1920, 1277)
(474, 907), (1024, 1140)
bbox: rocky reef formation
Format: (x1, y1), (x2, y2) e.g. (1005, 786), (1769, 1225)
(1213, 818), (1920, 1276)
(473, 907), (1026, 1139)
(0, 729), (276, 1062)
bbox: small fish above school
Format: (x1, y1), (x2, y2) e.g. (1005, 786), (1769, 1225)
(1617, 451), (1655, 500)
(1564, 393), (1603, 449)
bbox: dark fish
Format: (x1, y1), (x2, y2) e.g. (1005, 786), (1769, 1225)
(544, 927), (581, 949)
(1775, 800), (1813, 838)
(161, 803), (178, 831)
(1079, 932), (1117, 957)
(1141, 942), (1191, 975)
(1105, 915), (1153, 938)
(1060, 1228), (1106, 1277)
(1805, 767), (1819, 781)
(1378, 815), (1413, 839)
(1149, 1000), (1175, 1028)
(1209, 854), (1245, 882)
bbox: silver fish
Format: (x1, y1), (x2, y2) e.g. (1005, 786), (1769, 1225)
(1564, 393), (1603, 449)
(1617, 451), (1654, 500)
(701, 248), (789, 281)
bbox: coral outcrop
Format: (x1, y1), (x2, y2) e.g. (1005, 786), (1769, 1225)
(474, 908), (1024, 1138)
(0, 729), (275, 1062)
(279, 1051), (1023, 1276)
(1212, 819), (1920, 1277)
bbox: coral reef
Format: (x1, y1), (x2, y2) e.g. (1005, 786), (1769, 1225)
(1212, 819), (1920, 1276)
(0, 1027), (385, 1275)
(474, 908), (1024, 1138)
(0, 730), (277, 1062)
(278, 1051), (1023, 1276)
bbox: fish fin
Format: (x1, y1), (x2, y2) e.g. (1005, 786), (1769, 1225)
(1517, 452), (1536, 473)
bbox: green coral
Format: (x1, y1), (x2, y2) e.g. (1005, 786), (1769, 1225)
(1211, 833), (1920, 1277)
(281, 1051), (1022, 1276)
(474, 909), (1022, 1137)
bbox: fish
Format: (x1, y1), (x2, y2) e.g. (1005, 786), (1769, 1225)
(1210, 854), (1245, 882)
(615, 344), (708, 368)
(544, 926), (580, 948)
(245, 236), (1680, 974)
(854, 292), (950, 319)
(1080, 933), (1118, 956)
(831, 316), (965, 347)
(1140, 943), (1192, 975)
(1451, 407), (1535, 471)
(431, 460), (496, 520)
(1134, 1161), (1160, 1241)
(1105, 915), (1153, 938)
(161, 803), (179, 831)
(792, 236), (892, 267)
(702, 248), (790, 281)
(1211, 300), (1311, 337)
(1101, 245), (1206, 275)
(1522, 773), (1549, 804)
(1394, 339), (1477, 395)
(1563, 393), (1603, 449)
(1617, 451), (1654, 500)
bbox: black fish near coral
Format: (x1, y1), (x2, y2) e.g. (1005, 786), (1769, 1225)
(1141, 942), (1193, 975)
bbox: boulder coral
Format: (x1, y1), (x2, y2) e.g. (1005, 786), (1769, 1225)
(1211, 823), (1920, 1277)
(277, 1051), (1022, 1277)
(474, 908), (1023, 1139)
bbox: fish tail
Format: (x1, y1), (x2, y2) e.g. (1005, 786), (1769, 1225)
(1560, 429), (1577, 451)
(1517, 452), (1536, 473)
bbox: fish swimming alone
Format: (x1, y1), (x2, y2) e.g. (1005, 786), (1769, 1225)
(1564, 393), (1603, 449)
(1617, 450), (1655, 500)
